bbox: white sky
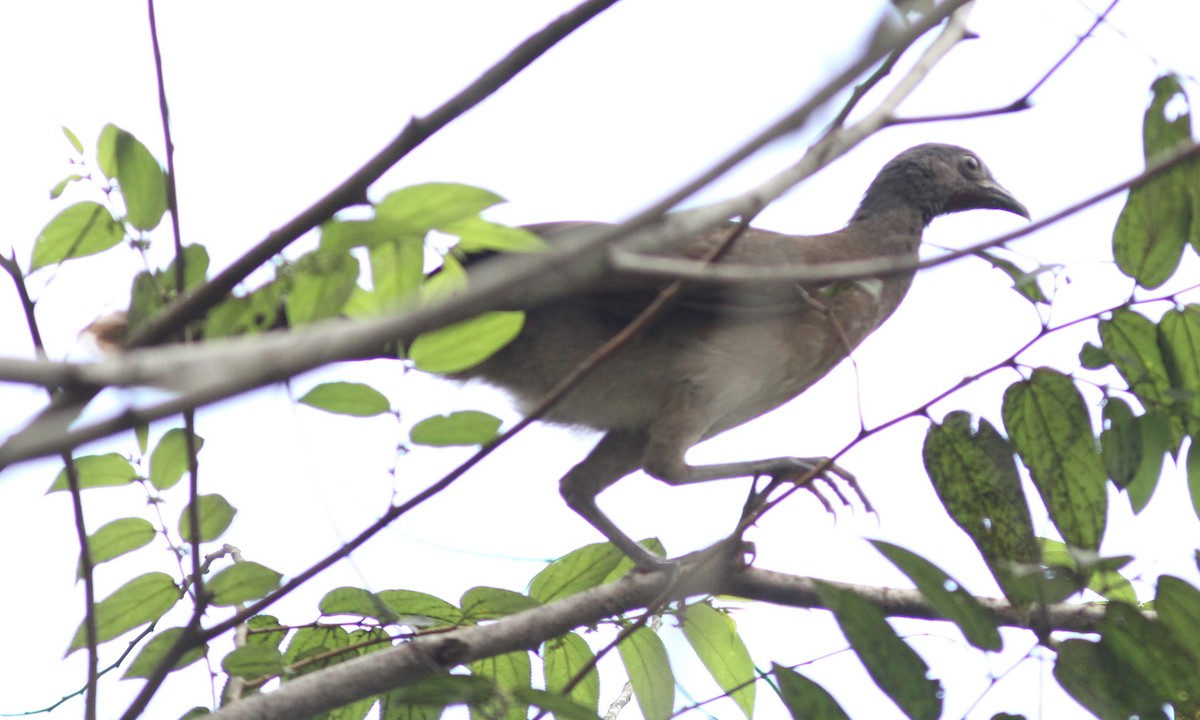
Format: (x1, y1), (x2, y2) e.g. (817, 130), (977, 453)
(1, 1), (1199, 718)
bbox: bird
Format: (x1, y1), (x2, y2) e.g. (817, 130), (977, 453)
(457, 143), (1029, 568)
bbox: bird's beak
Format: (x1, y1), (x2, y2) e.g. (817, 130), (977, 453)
(980, 181), (1030, 220)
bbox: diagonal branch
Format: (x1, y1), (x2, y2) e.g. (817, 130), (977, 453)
(0, 1), (975, 467)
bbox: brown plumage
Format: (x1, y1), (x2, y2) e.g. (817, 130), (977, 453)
(462, 144), (1028, 567)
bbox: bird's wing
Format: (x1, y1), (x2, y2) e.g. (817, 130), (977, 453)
(522, 221), (834, 320)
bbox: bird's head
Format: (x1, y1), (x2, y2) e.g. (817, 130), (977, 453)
(853, 143), (1029, 226)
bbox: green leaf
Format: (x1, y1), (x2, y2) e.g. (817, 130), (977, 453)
(96, 124), (168, 231)
(319, 587), (399, 623)
(30, 201), (125, 270)
(222, 644), (285, 679)
(459, 587), (539, 621)
(1100, 602), (1200, 713)
(376, 589), (462, 627)
(1125, 410), (1171, 512)
(469, 651), (531, 720)
(871, 540), (1002, 650)
(543, 632), (599, 715)
(207, 562), (283, 606)
(603, 538), (669, 582)
(68, 572), (179, 652)
(246, 615), (288, 649)
(814, 581), (941, 720)
(150, 428), (205, 490)
(1113, 74), (1196, 289)
(205, 280), (285, 339)
(1101, 309), (1175, 412)
(680, 602), (755, 719)
(1002, 368), (1108, 551)
(973, 249), (1049, 304)
(163, 244), (210, 293)
(617, 626), (674, 720)
(299, 381), (391, 417)
(1080, 342), (1110, 370)
(320, 215), (416, 253)
(410, 411), (501, 447)
(1054, 639), (1169, 720)
(285, 250), (360, 326)
(772, 663), (850, 720)
(282, 625), (351, 670)
(341, 236), (426, 317)
(48, 453), (138, 492)
(512, 688), (602, 720)
(409, 311), (524, 374)
(126, 270), (166, 337)
(63, 125), (84, 153)
(443, 216), (548, 254)
(922, 413), (1040, 603)
(1189, 440), (1200, 523)
(179, 493), (237, 543)
(1155, 576), (1200, 662)
(123, 627), (207, 679)
(528, 542), (627, 604)
(384, 675), (498, 711)
(1159, 304), (1200, 436)
(1038, 538), (1137, 605)
(375, 183), (505, 233)
(1100, 397), (1142, 489)
(80, 517), (155, 577)
(50, 174), (84, 199)
(419, 253), (468, 304)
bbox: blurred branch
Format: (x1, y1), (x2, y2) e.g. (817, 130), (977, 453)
(205, 555), (1119, 720)
(0, 1), (974, 466)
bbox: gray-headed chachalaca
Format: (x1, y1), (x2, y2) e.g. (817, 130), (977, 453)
(459, 143), (1028, 568)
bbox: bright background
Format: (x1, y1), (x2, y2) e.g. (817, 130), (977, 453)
(1, 1), (1199, 718)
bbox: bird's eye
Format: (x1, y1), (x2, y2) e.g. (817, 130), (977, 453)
(961, 154), (982, 173)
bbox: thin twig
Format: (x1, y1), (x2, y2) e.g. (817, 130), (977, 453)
(1, 246), (99, 718)
(890, 0), (1120, 125)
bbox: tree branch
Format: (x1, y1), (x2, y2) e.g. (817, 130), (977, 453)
(206, 556), (1119, 720)
(0, 1), (974, 466)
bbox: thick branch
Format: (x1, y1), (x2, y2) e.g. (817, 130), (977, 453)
(207, 558), (1116, 720)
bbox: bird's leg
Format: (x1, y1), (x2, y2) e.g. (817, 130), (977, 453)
(638, 385), (871, 514)
(558, 430), (674, 569)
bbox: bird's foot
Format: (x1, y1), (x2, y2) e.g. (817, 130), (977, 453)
(782, 458), (874, 516)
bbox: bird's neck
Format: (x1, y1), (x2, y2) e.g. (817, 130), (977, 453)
(841, 205), (927, 259)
